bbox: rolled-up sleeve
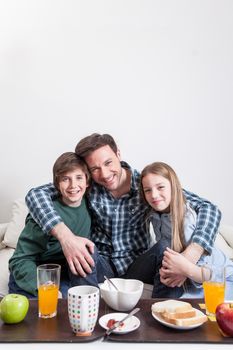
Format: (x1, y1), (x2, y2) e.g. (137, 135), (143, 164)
(25, 183), (61, 233)
(183, 189), (221, 254)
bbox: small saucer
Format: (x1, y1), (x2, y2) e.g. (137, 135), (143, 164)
(99, 312), (140, 334)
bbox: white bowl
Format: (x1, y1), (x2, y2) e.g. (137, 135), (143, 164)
(99, 278), (143, 311)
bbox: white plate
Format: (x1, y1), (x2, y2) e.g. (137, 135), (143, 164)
(99, 312), (140, 334)
(152, 308), (206, 330)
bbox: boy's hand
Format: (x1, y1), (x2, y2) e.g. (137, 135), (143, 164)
(51, 222), (95, 276)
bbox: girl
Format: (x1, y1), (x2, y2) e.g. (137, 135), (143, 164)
(140, 162), (233, 297)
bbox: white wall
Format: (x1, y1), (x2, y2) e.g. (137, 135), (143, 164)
(0, 0), (233, 225)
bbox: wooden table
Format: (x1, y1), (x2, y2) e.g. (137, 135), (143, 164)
(0, 298), (232, 343)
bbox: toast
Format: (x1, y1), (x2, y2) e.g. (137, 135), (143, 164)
(162, 308), (196, 320)
(151, 300), (207, 327)
(162, 311), (207, 327)
(151, 300), (193, 315)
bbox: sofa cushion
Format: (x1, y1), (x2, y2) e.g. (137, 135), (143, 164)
(0, 247), (15, 296)
(1, 199), (28, 249)
(0, 223), (8, 246)
(215, 232), (233, 259)
(219, 225), (233, 251)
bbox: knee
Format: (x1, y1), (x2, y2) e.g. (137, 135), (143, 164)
(157, 238), (171, 251)
(92, 245), (99, 264)
(151, 239), (171, 256)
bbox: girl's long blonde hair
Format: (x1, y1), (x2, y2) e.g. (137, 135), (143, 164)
(141, 162), (186, 253)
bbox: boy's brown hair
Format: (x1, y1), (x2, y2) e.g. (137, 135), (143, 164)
(53, 152), (90, 192)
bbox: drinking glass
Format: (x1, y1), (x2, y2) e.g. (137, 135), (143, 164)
(202, 265), (225, 316)
(37, 264), (61, 318)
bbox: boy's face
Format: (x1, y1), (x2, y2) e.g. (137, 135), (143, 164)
(58, 167), (88, 207)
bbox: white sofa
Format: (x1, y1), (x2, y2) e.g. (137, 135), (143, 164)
(1, 199), (233, 298)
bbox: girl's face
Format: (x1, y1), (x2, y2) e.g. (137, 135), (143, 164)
(142, 173), (171, 213)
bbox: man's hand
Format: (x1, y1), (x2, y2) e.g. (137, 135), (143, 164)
(182, 242), (204, 264)
(51, 222), (95, 276)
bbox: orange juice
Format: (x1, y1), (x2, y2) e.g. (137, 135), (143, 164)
(203, 281), (225, 315)
(38, 283), (59, 318)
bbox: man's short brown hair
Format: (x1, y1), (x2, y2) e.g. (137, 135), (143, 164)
(75, 133), (118, 158)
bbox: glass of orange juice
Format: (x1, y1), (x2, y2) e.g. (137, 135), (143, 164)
(37, 264), (61, 318)
(202, 265), (225, 317)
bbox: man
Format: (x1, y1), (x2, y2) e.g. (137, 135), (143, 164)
(26, 134), (221, 297)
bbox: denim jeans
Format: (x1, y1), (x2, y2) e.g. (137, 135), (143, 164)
(9, 241), (183, 299)
(124, 239), (183, 298)
(8, 271), (71, 299)
(68, 246), (116, 289)
(8, 248), (115, 298)
(8, 261), (72, 298)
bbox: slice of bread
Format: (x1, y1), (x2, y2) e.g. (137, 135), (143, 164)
(151, 300), (193, 315)
(151, 300), (207, 328)
(162, 311), (207, 327)
(163, 308), (196, 320)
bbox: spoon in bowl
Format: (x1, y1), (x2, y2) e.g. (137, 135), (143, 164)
(104, 275), (119, 291)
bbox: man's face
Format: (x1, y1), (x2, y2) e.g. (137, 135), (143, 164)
(85, 145), (123, 191)
(58, 167), (88, 207)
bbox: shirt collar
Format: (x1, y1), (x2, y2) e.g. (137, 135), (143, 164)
(120, 161), (140, 194)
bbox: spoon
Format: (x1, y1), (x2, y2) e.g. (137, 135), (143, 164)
(104, 275), (119, 291)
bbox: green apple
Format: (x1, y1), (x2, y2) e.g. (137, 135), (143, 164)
(0, 294), (29, 324)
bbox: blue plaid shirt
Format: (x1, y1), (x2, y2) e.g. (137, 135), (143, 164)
(25, 161), (221, 275)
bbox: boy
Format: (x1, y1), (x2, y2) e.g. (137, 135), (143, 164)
(9, 152), (94, 298)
